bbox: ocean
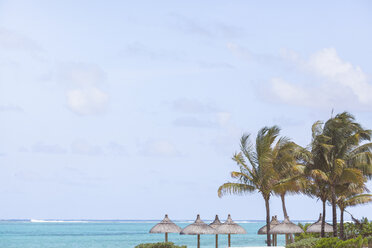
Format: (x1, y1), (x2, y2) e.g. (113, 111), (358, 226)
(0, 220), (295, 248)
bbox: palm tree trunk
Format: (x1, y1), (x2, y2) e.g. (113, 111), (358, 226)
(340, 208), (345, 240)
(265, 195), (271, 246)
(331, 184), (338, 237)
(280, 193), (288, 218)
(280, 194), (293, 243)
(321, 198), (326, 237)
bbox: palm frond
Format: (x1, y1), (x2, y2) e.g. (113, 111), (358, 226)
(217, 182), (256, 198)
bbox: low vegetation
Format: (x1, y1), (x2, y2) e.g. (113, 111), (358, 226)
(287, 236), (371, 248)
(135, 242), (186, 248)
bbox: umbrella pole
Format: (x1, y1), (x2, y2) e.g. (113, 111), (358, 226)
(276, 234), (278, 246)
(197, 234), (200, 248)
(285, 234), (288, 245)
(275, 234), (277, 246)
(228, 234), (231, 247)
(215, 234), (218, 248)
(165, 232), (168, 242)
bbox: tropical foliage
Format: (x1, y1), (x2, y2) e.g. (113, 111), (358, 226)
(287, 236), (370, 248)
(217, 126), (299, 246)
(135, 242), (186, 248)
(344, 218), (372, 239)
(218, 112), (372, 245)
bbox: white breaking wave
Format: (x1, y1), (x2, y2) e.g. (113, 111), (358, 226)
(30, 219), (88, 223)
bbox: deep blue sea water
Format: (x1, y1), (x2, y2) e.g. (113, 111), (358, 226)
(0, 220), (297, 248)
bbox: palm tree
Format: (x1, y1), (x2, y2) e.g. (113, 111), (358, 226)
(302, 179), (330, 237)
(272, 143), (306, 242)
(294, 123), (331, 238)
(218, 126), (295, 246)
(305, 112), (372, 237)
(336, 183), (372, 240)
(272, 141), (304, 219)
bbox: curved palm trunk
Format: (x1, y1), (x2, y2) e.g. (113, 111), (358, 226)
(280, 193), (293, 243)
(340, 208), (345, 240)
(321, 199), (326, 237)
(265, 195), (271, 246)
(331, 184), (338, 237)
(280, 193), (288, 218)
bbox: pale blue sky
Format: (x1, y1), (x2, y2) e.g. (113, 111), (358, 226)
(1, 0), (372, 221)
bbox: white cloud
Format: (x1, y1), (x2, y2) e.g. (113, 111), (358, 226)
(270, 78), (318, 106)
(271, 48), (372, 110)
(61, 63), (109, 115)
(67, 87), (108, 115)
(308, 48), (372, 105)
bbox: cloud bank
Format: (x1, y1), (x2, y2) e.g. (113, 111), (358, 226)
(269, 48), (372, 110)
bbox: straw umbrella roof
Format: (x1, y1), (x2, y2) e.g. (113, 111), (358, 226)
(180, 215), (216, 235)
(269, 217), (304, 234)
(149, 214), (182, 234)
(215, 214), (247, 234)
(258, 216), (280, 234)
(209, 215), (222, 229)
(306, 214), (333, 233)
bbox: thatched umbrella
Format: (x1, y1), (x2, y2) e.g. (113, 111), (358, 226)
(215, 214), (247, 247)
(269, 216), (303, 245)
(306, 214), (333, 233)
(149, 214), (181, 242)
(258, 216), (280, 246)
(209, 215), (223, 248)
(180, 214), (216, 248)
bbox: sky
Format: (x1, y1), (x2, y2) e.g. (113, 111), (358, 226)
(0, 0), (372, 221)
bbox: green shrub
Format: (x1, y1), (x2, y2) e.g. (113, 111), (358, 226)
(286, 237), (321, 248)
(315, 237), (340, 248)
(344, 218), (372, 239)
(366, 236), (372, 248)
(288, 236), (370, 248)
(295, 223), (320, 242)
(135, 242), (186, 248)
(335, 236), (365, 248)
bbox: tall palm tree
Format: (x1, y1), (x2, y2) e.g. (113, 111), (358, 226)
(302, 179), (330, 237)
(294, 123), (331, 238)
(305, 112), (372, 237)
(218, 126), (295, 246)
(272, 140), (304, 219)
(272, 143), (306, 243)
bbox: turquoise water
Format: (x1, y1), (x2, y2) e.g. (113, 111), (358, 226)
(0, 220), (288, 248)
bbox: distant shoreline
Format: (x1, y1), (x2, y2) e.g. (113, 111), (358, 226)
(0, 219), (331, 223)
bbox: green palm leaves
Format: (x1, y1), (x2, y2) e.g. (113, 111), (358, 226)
(302, 112), (372, 238)
(218, 126), (299, 246)
(217, 112), (372, 245)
